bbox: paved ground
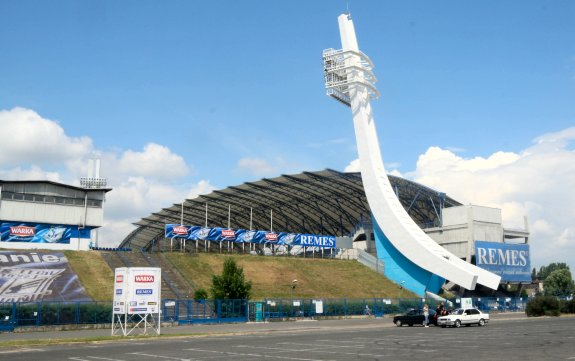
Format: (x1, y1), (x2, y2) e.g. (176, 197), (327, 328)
(0, 312), (527, 342)
(1, 313), (574, 361)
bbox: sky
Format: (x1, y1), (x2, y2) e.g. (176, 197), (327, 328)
(1, 1), (574, 273)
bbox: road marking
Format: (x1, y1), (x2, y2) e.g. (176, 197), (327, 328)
(236, 345), (392, 359)
(278, 342), (365, 349)
(185, 347), (335, 361)
(128, 352), (192, 361)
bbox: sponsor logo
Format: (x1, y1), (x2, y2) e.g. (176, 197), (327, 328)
(284, 234), (296, 245)
(9, 226), (36, 237)
(222, 229), (235, 238)
(476, 247), (529, 267)
(116, 275), (124, 283)
(114, 307), (121, 312)
(198, 228), (210, 240)
(130, 308), (148, 312)
(42, 227), (66, 242)
(116, 289), (122, 295)
(148, 302), (157, 305)
(135, 275), (154, 283)
(299, 235), (335, 247)
(136, 289), (153, 295)
(243, 230), (256, 242)
(265, 233), (278, 241)
(173, 225), (188, 235)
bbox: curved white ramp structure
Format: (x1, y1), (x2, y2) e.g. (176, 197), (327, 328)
(324, 13), (500, 291)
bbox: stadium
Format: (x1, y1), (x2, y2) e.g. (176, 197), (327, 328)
(0, 13), (531, 303)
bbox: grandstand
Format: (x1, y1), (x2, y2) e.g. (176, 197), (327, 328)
(119, 169), (461, 255)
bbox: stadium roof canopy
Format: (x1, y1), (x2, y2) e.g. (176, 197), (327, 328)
(119, 169), (461, 250)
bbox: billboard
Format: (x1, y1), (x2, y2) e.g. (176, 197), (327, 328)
(165, 224), (336, 248)
(0, 222), (91, 244)
(113, 267), (161, 315)
(0, 251), (91, 302)
(475, 241), (531, 282)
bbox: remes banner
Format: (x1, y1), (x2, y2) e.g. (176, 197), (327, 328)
(475, 240), (531, 282)
(165, 224), (336, 248)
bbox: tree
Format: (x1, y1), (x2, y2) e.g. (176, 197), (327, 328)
(543, 269), (575, 297)
(211, 257), (252, 300)
(537, 263), (570, 280)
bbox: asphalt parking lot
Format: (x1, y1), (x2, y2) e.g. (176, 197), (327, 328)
(0, 313), (574, 361)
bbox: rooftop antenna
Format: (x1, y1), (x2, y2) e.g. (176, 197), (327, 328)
(80, 153), (107, 189)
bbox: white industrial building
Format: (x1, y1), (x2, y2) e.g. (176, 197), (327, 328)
(0, 179), (111, 251)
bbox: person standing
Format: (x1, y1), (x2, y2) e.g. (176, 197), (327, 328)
(423, 303), (429, 327)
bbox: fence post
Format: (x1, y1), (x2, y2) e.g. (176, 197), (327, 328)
(216, 300), (222, 321)
(75, 302), (80, 325)
(11, 302), (17, 328)
(36, 302), (41, 326)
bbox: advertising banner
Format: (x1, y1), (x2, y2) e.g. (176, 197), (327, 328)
(0, 251), (91, 302)
(113, 267), (162, 315)
(0, 222), (91, 244)
(165, 224), (336, 249)
(475, 241), (531, 282)
(128, 268), (161, 314)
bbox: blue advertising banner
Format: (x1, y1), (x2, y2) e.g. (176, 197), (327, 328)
(475, 241), (531, 282)
(0, 222), (91, 244)
(165, 224), (336, 248)
(0, 251), (91, 302)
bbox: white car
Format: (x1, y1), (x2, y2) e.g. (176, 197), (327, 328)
(437, 307), (489, 328)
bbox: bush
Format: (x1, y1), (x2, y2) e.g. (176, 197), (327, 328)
(561, 299), (575, 314)
(525, 296), (561, 317)
(194, 288), (209, 301)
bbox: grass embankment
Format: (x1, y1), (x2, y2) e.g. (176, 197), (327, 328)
(164, 253), (416, 300)
(65, 250), (114, 301)
(64, 251), (416, 300)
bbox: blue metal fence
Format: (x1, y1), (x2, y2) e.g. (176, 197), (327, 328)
(0, 296), (531, 331)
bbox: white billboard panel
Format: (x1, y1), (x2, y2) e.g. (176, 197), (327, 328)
(113, 267), (161, 315)
(127, 267), (161, 315)
(113, 267), (128, 314)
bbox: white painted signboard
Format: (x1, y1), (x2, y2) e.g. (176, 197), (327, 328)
(127, 268), (161, 314)
(113, 268), (128, 314)
(112, 267), (161, 336)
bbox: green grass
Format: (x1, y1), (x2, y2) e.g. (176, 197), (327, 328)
(65, 251), (114, 301)
(64, 251), (415, 301)
(164, 253), (417, 300)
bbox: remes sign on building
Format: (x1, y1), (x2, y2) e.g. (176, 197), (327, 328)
(165, 224), (336, 248)
(475, 241), (531, 282)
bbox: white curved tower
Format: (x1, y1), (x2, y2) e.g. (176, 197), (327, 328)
(323, 13), (500, 291)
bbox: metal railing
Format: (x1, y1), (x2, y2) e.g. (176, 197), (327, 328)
(0, 296), (536, 332)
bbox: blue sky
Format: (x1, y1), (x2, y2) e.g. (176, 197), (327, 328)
(1, 1), (574, 272)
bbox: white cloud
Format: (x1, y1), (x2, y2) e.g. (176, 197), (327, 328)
(0, 107), (210, 248)
(187, 180), (215, 199)
(344, 158), (361, 172)
(0, 165), (61, 182)
(409, 127), (575, 272)
(117, 143), (190, 179)
(0, 107), (93, 166)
